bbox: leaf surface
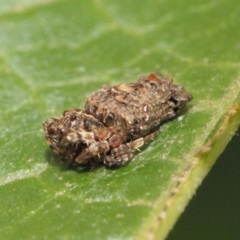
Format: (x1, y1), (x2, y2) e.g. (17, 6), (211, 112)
(0, 1), (240, 239)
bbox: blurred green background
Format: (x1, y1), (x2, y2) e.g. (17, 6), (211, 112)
(168, 127), (240, 240)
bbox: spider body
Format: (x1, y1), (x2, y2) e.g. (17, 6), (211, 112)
(43, 73), (192, 167)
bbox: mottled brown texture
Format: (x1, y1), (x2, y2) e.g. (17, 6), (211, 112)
(43, 73), (192, 167)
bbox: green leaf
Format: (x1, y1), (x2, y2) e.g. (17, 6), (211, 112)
(0, 1), (239, 239)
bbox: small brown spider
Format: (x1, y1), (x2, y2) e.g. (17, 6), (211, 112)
(43, 73), (192, 167)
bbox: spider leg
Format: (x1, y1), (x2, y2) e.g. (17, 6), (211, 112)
(104, 131), (158, 167)
(75, 140), (110, 164)
(62, 131), (110, 165)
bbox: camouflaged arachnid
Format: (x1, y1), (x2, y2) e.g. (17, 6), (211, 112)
(43, 73), (192, 167)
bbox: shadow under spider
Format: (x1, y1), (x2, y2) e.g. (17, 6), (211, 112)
(44, 148), (125, 173)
